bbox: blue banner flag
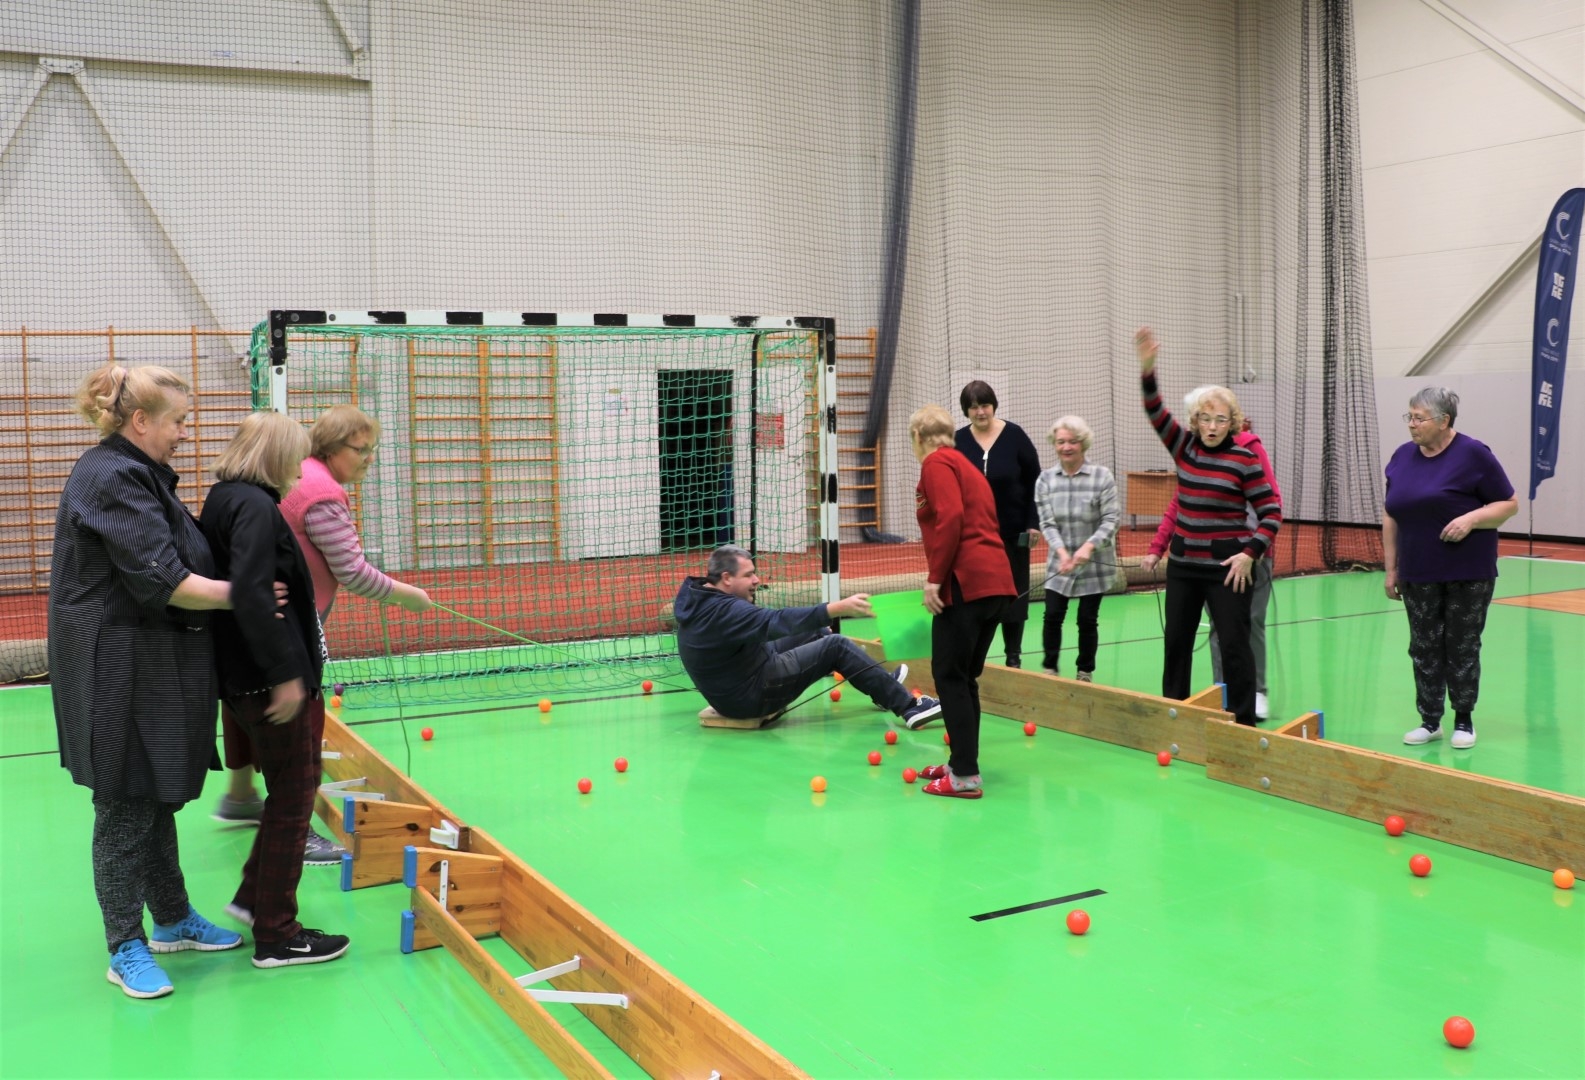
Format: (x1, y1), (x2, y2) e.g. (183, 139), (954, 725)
(1531, 187), (1584, 500)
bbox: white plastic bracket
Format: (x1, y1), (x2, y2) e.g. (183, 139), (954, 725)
(318, 778), (385, 802)
(514, 954), (629, 1009)
(428, 818), (460, 850)
(437, 859), (450, 909)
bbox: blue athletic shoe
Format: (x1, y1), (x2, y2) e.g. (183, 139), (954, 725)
(106, 940), (174, 999)
(149, 905), (244, 953)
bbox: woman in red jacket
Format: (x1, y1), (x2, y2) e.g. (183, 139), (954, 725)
(908, 405), (1016, 799)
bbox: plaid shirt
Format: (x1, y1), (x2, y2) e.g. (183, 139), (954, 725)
(1035, 462), (1119, 597)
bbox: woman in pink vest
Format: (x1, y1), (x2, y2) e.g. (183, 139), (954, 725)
(213, 406), (431, 859)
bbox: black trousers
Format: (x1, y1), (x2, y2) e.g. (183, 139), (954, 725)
(999, 536), (1031, 666)
(932, 582), (1010, 778)
(1163, 563), (1257, 725)
(1399, 579), (1494, 725)
(1042, 592), (1103, 674)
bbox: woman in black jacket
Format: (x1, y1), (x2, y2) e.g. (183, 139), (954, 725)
(201, 411), (349, 969)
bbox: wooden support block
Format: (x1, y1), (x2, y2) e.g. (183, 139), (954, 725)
(405, 847), (503, 951)
(905, 665), (1231, 765)
(409, 886), (613, 1080)
(699, 706), (784, 730)
(1273, 711), (1323, 740)
(1205, 721), (1585, 872)
(1185, 686), (1224, 710)
(469, 825), (808, 1080)
(345, 799), (444, 889)
(320, 714), (471, 847)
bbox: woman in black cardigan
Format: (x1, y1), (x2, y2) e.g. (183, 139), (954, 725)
(201, 411), (350, 970)
(954, 381), (1042, 667)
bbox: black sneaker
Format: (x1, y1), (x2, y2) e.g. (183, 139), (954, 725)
(252, 928), (350, 969)
(901, 695), (943, 731)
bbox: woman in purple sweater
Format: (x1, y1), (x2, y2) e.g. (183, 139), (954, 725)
(1383, 388), (1516, 749)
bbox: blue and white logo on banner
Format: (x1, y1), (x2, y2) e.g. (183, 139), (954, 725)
(1531, 187), (1584, 500)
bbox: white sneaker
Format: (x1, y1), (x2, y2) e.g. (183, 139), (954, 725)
(1451, 726), (1476, 749)
(1403, 724), (1443, 745)
(1254, 692), (1269, 720)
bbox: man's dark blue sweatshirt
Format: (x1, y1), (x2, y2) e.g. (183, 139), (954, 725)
(673, 576), (832, 713)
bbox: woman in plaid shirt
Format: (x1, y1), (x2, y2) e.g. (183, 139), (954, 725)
(1034, 416), (1119, 682)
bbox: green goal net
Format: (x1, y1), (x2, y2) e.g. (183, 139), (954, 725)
(249, 312), (835, 706)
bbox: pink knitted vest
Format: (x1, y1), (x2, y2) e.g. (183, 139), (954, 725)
(280, 455), (349, 616)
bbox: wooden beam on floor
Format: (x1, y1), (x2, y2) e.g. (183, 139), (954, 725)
(408, 885), (613, 1080)
(1204, 721), (1585, 872)
(469, 825), (809, 1079)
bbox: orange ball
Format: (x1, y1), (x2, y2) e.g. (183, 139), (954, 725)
(576, 777), (591, 795)
(1384, 815), (1406, 836)
(1066, 909), (1090, 935)
(1156, 750), (1172, 766)
(1023, 722), (1037, 736)
(1555, 867), (1576, 890)
(911, 687), (922, 698)
(833, 672), (844, 683)
(420, 727), (433, 741)
(614, 757), (628, 773)
(943, 731), (950, 745)
(641, 680), (653, 694)
(538, 699), (552, 713)
(884, 730), (898, 745)
(829, 688), (842, 702)
(1442, 1016), (1475, 1049)
(329, 695), (343, 709)
(902, 767), (918, 783)
(810, 776), (827, 793)
(867, 750), (882, 766)
(1409, 854), (1432, 877)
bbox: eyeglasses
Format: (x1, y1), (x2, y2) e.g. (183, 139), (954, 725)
(1196, 414), (1231, 428)
(1402, 413), (1443, 426)
(343, 443), (376, 458)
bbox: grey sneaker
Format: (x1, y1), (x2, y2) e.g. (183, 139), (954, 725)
(1076, 671), (1093, 683)
(223, 902), (255, 928)
(213, 794), (264, 825)
(303, 830), (347, 867)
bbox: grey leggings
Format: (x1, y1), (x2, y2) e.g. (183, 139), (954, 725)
(92, 795), (191, 953)
(1399, 579), (1495, 726)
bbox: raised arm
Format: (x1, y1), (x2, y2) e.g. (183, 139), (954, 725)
(1136, 327), (1190, 459)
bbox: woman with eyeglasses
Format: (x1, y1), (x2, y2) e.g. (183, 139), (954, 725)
(1134, 328), (1281, 727)
(1383, 388), (1516, 749)
(212, 405), (431, 857)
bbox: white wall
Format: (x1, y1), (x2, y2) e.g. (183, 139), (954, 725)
(1377, 373), (1585, 539)
(1354, 0), (1585, 378)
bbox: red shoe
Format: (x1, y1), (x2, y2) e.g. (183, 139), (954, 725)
(922, 775), (982, 799)
(918, 764), (948, 781)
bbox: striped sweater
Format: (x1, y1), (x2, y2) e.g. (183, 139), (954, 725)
(1142, 371), (1281, 568)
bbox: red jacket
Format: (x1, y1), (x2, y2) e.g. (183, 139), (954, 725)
(917, 448), (1016, 604)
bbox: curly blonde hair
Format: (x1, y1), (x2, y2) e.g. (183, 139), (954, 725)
(75, 362), (189, 436)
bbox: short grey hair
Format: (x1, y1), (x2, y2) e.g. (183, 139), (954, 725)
(1409, 387), (1458, 426)
(706, 544), (752, 583)
(1050, 415), (1093, 451)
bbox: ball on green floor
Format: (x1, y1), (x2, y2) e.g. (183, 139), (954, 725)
(1384, 815), (1406, 836)
(1409, 854), (1432, 877)
(1554, 867), (1575, 890)
(1156, 750), (1172, 766)
(902, 767), (918, 784)
(867, 750), (882, 766)
(577, 777), (592, 794)
(1023, 722), (1037, 736)
(420, 727), (433, 741)
(641, 680), (653, 694)
(1442, 1016), (1474, 1049)
(884, 730), (898, 745)
(614, 757), (628, 773)
(1066, 909), (1090, 935)
(538, 699), (552, 713)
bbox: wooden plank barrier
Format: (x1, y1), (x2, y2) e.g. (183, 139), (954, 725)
(318, 713), (806, 1077)
(899, 660), (1232, 764)
(1205, 717), (1585, 873)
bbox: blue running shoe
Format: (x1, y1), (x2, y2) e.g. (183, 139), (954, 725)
(106, 940), (174, 999)
(149, 906), (244, 953)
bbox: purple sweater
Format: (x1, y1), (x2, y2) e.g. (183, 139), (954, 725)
(1384, 433), (1513, 583)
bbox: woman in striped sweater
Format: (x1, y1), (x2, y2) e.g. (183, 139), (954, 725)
(1135, 328), (1281, 726)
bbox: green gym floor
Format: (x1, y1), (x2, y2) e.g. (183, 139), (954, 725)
(1, 559), (1581, 1079)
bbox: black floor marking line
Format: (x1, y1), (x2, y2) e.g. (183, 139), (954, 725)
(971, 888), (1105, 922)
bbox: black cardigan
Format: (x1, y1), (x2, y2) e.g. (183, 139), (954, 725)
(200, 480), (323, 699)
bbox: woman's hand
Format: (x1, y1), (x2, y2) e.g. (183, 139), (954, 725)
(1134, 327), (1159, 373)
(1221, 552), (1255, 592)
(1384, 569), (1401, 602)
(923, 582), (945, 615)
(1055, 547), (1073, 575)
(1439, 514), (1475, 543)
(393, 582), (433, 613)
(265, 678), (306, 725)
(1141, 553), (1161, 573)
